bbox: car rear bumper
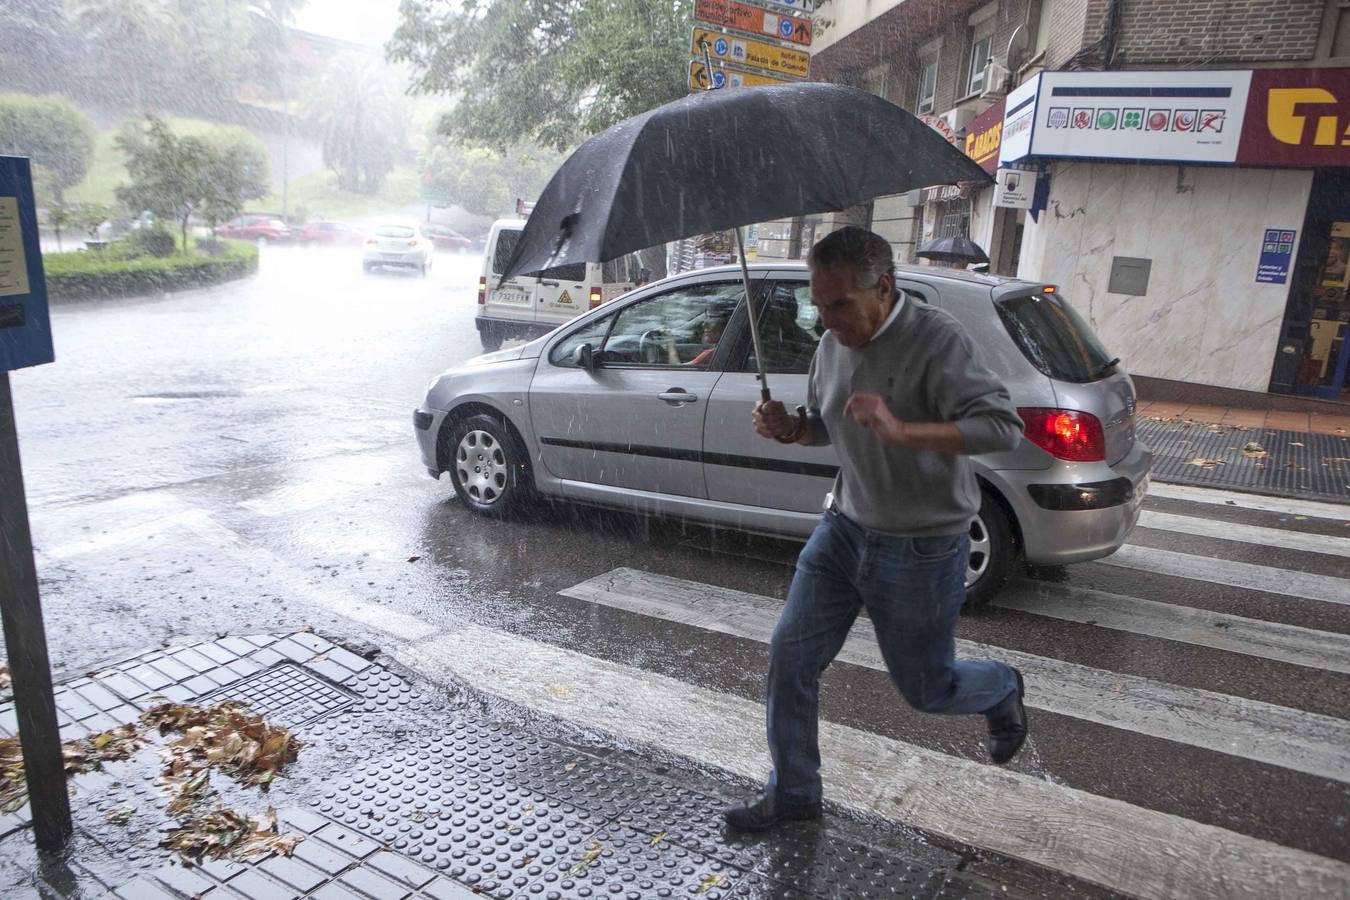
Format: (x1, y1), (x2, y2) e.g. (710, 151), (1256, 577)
(990, 440), (1153, 566)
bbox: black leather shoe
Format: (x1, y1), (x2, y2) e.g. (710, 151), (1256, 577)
(723, 794), (822, 832)
(985, 668), (1028, 765)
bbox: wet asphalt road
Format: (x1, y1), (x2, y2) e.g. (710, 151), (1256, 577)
(11, 245), (1350, 894)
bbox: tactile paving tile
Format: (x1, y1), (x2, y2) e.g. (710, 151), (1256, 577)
(1138, 420), (1350, 502)
(521, 824), (741, 899)
(748, 827), (955, 900)
(198, 663), (356, 728)
(314, 749), (602, 898)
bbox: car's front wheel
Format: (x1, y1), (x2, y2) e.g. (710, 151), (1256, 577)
(446, 414), (531, 516)
(964, 490), (1016, 608)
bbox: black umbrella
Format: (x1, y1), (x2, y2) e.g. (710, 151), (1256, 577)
(915, 235), (989, 264)
(502, 82), (991, 398)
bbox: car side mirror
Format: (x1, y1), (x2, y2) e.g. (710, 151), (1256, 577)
(577, 342), (599, 372)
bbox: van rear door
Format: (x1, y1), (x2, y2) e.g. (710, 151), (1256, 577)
(535, 261), (589, 325)
(484, 224), (536, 325)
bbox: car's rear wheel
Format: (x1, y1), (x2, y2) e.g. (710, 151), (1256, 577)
(964, 490), (1016, 609)
(446, 414), (531, 516)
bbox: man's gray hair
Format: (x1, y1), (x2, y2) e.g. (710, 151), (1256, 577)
(807, 226), (894, 289)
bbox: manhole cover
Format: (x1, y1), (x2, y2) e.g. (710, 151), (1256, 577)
(199, 663), (355, 728)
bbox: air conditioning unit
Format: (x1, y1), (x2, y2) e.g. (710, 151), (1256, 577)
(980, 59), (1011, 98)
(943, 107), (976, 133)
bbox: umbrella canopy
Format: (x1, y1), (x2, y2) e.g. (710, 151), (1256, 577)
(501, 82), (991, 279)
(915, 234), (990, 264)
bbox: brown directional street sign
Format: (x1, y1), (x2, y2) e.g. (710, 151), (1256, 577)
(689, 59), (793, 92)
(691, 27), (810, 80)
(694, 0), (812, 48)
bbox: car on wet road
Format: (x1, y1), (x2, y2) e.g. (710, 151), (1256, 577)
(363, 220), (433, 276)
(414, 263), (1152, 605)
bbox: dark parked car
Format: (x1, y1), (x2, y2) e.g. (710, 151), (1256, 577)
(217, 214), (291, 243)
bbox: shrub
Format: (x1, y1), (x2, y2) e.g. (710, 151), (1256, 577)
(43, 241), (258, 300)
(125, 226), (177, 258)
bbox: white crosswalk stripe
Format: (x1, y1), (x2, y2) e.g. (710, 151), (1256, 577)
(1137, 508), (1350, 556)
(562, 568), (1350, 784)
(405, 624), (1350, 900)
(1098, 543), (1350, 603)
(996, 579), (1350, 674)
(1146, 482), (1350, 520)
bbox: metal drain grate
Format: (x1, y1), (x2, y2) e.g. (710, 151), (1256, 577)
(198, 663), (355, 728)
(1138, 420), (1350, 504)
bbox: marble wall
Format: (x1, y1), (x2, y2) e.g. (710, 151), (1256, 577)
(1017, 162), (1314, 392)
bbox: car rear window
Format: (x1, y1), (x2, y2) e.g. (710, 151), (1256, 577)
(375, 225), (415, 238)
(492, 229), (522, 274)
(994, 290), (1117, 383)
(541, 262), (586, 282)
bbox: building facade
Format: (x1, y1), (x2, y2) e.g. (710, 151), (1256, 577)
(812, 0), (1350, 402)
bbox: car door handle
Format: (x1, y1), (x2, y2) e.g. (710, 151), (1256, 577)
(540, 280), (559, 287)
(658, 390), (699, 404)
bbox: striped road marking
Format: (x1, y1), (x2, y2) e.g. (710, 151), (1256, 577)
(1136, 509), (1350, 557)
(561, 568), (1350, 784)
(405, 624), (1350, 900)
(998, 579), (1350, 674)
(1148, 482), (1350, 520)
(1097, 544), (1350, 604)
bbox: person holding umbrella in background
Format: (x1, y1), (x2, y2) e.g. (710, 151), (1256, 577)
(726, 226), (1028, 833)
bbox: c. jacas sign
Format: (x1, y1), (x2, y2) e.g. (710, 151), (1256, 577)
(1237, 68), (1350, 167)
(964, 99), (1006, 174)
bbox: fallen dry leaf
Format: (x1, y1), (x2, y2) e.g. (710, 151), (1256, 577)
(566, 841), (604, 876)
(161, 805), (301, 862)
(649, 832), (667, 847)
(1, 723), (147, 814)
(1186, 457), (1229, 469)
(697, 873), (729, 893)
(547, 686), (571, 699)
(0, 666), (10, 692)
(1241, 442), (1268, 459)
(106, 805), (135, 825)
(1292, 442), (1305, 447)
(563, 762), (578, 773)
(407, 555), (421, 563)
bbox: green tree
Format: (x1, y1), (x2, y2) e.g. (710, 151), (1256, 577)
(303, 53), (409, 194)
(69, 0), (178, 111)
(0, 93), (96, 205)
(116, 117), (269, 252)
(389, 0), (690, 151)
(421, 138), (562, 218)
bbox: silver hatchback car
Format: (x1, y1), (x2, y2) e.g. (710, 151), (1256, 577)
(414, 263), (1152, 604)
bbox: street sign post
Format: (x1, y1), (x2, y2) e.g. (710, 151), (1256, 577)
(0, 155), (71, 853)
(689, 60), (794, 92)
(693, 0), (812, 48)
(691, 27), (810, 80)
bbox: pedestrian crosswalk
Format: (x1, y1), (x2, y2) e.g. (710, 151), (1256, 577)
(403, 483), (1350, 900)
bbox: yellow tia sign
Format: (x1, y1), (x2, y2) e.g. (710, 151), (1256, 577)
(690, 29), (809, 80)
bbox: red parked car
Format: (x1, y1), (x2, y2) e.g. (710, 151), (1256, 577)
(422, 223), (472, 252)
(217, 214), (291, 243)
(296, 220), (363, 246)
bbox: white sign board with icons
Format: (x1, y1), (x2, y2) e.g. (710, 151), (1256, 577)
(993, 168), (1037, 209)
(1028, 70), (1253, 163)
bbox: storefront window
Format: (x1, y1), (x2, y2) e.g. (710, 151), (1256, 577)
(1297, 221), (1350, 395)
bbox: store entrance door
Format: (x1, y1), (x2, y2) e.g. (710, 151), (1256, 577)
(1274, 170), (1350, 402)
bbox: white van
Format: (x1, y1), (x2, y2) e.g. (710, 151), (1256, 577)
(476, 218), (643, 351)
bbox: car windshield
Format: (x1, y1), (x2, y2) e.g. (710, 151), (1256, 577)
(374, 225), (415, 238)
(995, 290), (1117, 383)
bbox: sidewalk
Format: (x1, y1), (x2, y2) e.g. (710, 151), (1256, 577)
(1136, 399), (1350, 504)
(0, 631), (1103, 900)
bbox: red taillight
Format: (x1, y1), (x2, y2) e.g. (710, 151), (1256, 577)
(478, 276), (487, 305)
(365, 238), (377, 245)
(408, 239), (419, 247)
(589, 286), (602, 308)
(1018, 408), (1105, 462)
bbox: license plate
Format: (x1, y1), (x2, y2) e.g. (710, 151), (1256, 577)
(494, 290), (529, 304)
(381, 253), (404, 260)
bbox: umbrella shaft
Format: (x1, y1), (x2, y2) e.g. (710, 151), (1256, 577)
(735, 227), (771, 401)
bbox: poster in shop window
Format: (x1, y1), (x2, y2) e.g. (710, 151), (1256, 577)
(1255, 228), (1297, 285)
(1320, 222), (1350, 289)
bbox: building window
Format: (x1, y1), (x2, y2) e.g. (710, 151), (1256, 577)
(917, 56), (938, 113)
(1334, 2), (1350, 56)
(967, 30), (994, 95)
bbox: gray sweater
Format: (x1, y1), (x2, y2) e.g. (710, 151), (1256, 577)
(805, 293), (1023, 536)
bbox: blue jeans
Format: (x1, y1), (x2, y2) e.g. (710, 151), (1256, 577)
(765, 508), (1016, 805)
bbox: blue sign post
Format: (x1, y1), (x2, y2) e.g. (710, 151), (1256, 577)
(0, 155), (71, 852)
(1255, 227), (1296, 285)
